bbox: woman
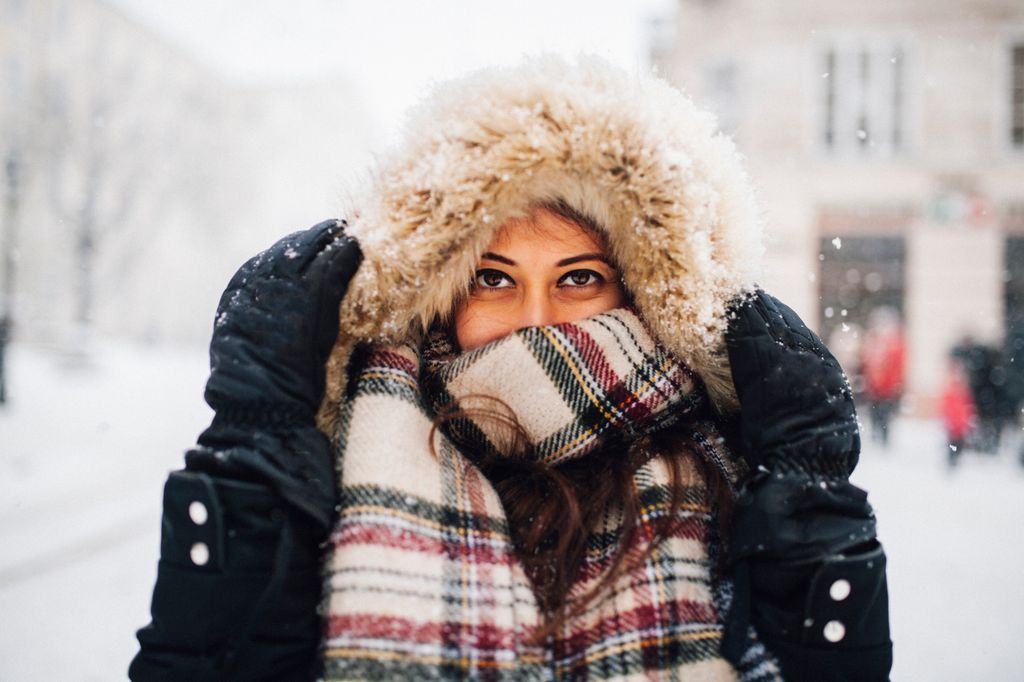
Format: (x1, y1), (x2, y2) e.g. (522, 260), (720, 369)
(130, 57), (890, 681)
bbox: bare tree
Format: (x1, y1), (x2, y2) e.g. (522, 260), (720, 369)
(26, 3), (214, 352)
(45, 25), (151, 340)
(0, 153), (19, 402)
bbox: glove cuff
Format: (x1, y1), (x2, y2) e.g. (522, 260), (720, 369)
(209, 401), (313, 431)
(763, 450), (857, 479)
(187, 426), (337, 531)
(757, 425), (860, 478)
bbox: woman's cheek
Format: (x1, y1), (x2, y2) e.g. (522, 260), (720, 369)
(566, 287), (626, 317)
(454, 302), (513, 351)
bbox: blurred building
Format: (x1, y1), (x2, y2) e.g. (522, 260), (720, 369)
(658, 0), (1024, 413)
(0, 0), (371, 348)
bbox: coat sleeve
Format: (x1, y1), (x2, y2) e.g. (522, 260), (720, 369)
(129, 220), (359, 680)
(726, 469), (893, 681)
(749, 539), (892, 682)
(128, 469), (326, 682)
(721, 290), (892, 680)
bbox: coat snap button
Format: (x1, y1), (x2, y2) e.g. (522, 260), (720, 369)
(829, 578), (851, 601)
(188, 501), (209, 525)
(190, 542), (210, 566)
(823, 620), (846, 642)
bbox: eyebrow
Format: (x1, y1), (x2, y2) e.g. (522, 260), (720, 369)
(480, 252), (613, 267)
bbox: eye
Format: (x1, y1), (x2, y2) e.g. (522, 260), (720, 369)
(558, 269), (604, 287)
(473, 268), (514, 289)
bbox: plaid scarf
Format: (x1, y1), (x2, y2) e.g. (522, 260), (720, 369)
(322, 309), (782, 681)
(420, 308), (700, 465)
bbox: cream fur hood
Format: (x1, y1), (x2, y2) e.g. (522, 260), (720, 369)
(319, 56), (764, 433)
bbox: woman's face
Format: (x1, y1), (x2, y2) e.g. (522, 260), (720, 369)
(454, 207), (627, 350)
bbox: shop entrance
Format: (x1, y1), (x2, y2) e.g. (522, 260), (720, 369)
(817, 235), (906, 342)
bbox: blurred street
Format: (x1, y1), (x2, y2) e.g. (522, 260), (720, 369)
(1, 1), (1022, 680)
(0, 342), (208, 681)
(1, 342), (1022, 681)
(853, 414), (1024, 680)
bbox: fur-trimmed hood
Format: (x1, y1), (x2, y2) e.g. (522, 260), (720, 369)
(319, 55), (763, 433)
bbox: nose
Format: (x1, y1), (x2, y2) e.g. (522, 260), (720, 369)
(517, 288), (559, 329)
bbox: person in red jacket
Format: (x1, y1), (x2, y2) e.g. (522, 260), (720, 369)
(940, 357), (976, 467)
(860, 307), (906, 448)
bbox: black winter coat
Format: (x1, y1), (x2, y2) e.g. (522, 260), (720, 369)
(130, 460), (891, 681)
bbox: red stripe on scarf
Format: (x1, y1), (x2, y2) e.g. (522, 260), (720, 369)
(326, 614), (522, 651)
(333, 523), (517, 565)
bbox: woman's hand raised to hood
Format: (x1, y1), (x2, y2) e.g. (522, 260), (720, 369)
(722, 289), (892, 682)
(726, 288), (859, 477)
(130, 220), (362, 682)
(190, 218), (361, 529)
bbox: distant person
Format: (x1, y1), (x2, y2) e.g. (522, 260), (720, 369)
(987, 347), (1016, 453)
(0, 314), (9, 404)
(860, 307), (905, 448)
(1004, 329), (1024, 467)
(952, 337), (1009, 453)
(939, 357), (975, 467)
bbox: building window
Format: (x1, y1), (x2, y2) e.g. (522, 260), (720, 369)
(6, 57), (23, 102)
(646, 13), (677, 68)
(702, 60), (739, 135)
(821, 41), (907, 156)
(1012, 44), (1024, 148)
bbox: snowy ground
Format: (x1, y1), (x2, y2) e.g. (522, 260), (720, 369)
(1, 341), (1022, 681)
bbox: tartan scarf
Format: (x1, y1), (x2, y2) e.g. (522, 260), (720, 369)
(419, 307), (700, 465)
(321, 309), (782, 681)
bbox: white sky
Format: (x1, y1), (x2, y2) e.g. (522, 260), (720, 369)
(109, 0), (678, 142)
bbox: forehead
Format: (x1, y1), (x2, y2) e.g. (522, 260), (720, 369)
(487, 208), (607, 256)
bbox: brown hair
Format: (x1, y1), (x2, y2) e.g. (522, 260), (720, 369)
(429, 404), (735, 643)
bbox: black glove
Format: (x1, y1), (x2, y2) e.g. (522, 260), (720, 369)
(187, 219), (361, 530)
(724, 289), (874, 561)
(726, 288), (859, 477)
(721, 290), (888, 680)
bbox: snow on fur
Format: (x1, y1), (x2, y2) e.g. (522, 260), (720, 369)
(319, 55), (764, 433)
